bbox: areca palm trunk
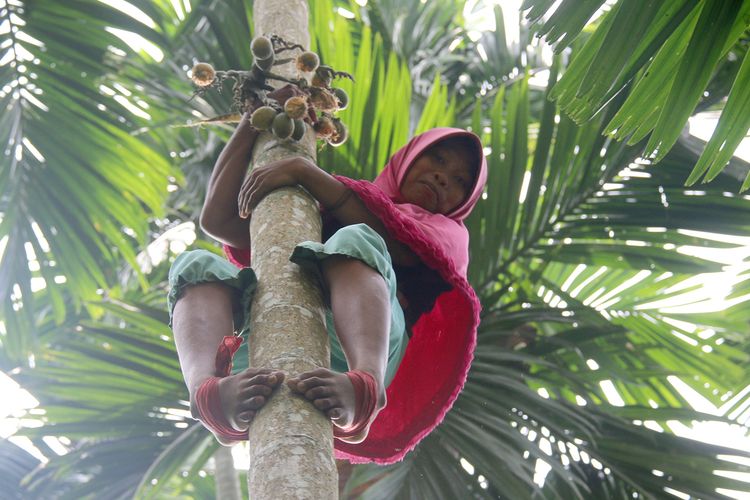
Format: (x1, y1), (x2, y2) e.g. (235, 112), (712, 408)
(213, 447), (241, 500)
(246, 1), (338, 498)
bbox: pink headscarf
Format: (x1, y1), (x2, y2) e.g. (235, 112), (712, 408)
(371, 127), (488, 276)
(225, 128), (487, 464)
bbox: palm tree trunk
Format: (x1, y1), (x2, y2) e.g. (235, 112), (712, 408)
(213, 447), (241, 500)
(246, 1), (338, 498)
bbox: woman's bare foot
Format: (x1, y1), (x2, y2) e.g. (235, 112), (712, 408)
(191, 368), (284, 445)
(287, 368), (385, 443)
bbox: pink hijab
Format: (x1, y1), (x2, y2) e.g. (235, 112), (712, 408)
(225, 128), (487, 464)
(371, 127), (488, 276)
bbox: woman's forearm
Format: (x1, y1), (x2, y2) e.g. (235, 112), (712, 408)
(297, 162), (418, 266)
(200, 115), (258, 248)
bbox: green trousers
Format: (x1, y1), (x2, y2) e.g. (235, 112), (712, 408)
(167, 224), (408, 386)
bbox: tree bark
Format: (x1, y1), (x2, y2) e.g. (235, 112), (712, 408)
(213, 447), (241, 500)
(246, 1), (338, 498)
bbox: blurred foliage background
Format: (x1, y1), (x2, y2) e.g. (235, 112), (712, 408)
(1, 0), (749, 498)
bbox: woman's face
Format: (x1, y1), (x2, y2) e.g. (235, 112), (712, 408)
(400, 142), (474, 215)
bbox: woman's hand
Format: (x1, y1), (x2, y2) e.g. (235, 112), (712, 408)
(238, 156), (315, 218)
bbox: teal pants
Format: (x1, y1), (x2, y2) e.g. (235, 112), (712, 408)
(167, 224), (408, 386)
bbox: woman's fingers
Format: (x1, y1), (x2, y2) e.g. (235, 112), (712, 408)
(238, 175), (255, 218)
(238, 168), (266, 217)
(239, 172), (270, 217)
(237, 158), (306, 217)
(241, 186), (257, 216)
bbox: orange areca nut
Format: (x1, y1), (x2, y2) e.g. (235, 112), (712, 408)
(284, 95), (308, 120)
(296, 51), (320, 73)
(311, 68), (333, 88)
(313, 115), (336, 138)
(191, 63), (216, 87)
(329, 119), (348, 146)
(309, 88), (339, 113)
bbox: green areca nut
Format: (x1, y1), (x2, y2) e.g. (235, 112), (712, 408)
(272, 112), (294, 139)
(254, 52), (275, 72)
(250, 36), (274, 60)
(250, 106), (278, 130)
(332, 87), (349, 110)
(291, 119), (306, 141)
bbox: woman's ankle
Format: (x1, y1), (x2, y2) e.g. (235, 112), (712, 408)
(353, 368), (387, 410)
(188, 376), (216, 419)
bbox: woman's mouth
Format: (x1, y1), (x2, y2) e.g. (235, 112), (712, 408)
(420, 181), (440, 202)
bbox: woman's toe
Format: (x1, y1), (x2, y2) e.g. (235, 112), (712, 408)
(237, 410), (255, 425)
(299, 376), (324, 391)
(248, 374), (272, 386)
(305, 386), (330, 400)
(246, 384), (272, 397)
(247, 395), (266, 409)
(313, 398), (336, 411)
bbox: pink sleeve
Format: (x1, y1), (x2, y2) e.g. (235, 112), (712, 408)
(222, 244), (251, 268)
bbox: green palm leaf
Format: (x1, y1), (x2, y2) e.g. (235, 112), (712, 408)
(523, 0), (750, 190)
(0, 0), (177, 362)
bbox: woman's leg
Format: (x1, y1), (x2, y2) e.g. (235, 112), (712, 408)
(172, 282), (284, 438)
(288, 256), (388, 437)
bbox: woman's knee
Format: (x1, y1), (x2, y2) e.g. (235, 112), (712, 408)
(167, 249), (249, 325)
(322, 257), (388, 298)
(331, 224), (389, 255)
(169, 250), (222, 282)
(179, 281), (235, 301)
(322, 254), (373, 277)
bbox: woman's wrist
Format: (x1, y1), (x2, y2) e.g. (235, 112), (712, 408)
(293, 157), (317, 187)
(244, 96), (261, 114)
(326, 189), (353, 212)
(291, 157), (350, 211)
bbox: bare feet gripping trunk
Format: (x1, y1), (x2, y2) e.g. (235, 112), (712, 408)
(172, 283), (284, 445)
(288, 256), (389, 443)
(172, 257), (390, 444)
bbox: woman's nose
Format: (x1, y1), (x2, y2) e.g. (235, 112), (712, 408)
(433, 171), (447, 186)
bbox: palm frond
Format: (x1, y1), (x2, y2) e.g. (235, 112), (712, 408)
(0, 0), (181, 364)
(523, 0), (750, 189)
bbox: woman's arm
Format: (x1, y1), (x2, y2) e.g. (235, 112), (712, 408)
(199, 113), (257, 249)
(237, 156), (419, 266)
(200, 86), (304, 248)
